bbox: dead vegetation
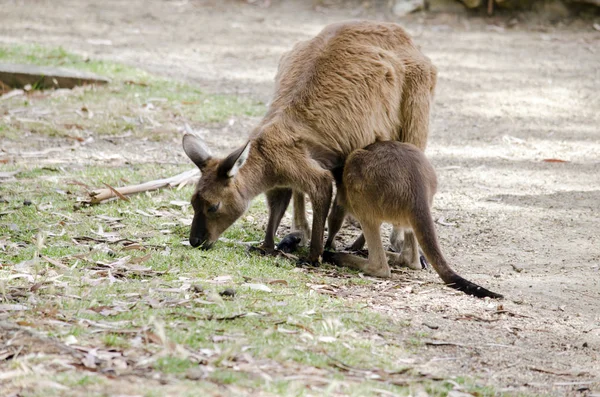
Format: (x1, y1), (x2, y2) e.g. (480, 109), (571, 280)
(1, 1), (599, 396)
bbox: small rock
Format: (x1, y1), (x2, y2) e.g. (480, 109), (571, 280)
(512, 298), (523, 305)
(192, 284), (204, 294)
(583, 342), (588, 348)
(186, 367), (205, 380)
(392, 0), (423, 16)
(23, 199), (32, 206)
(219, 288), (235, 298)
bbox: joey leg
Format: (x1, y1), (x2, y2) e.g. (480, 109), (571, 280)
(400, 229), (423, 270)
(347, 233), (366, 251)
(323, 221), (390, 278)
(277, 191), (311, 253)
(361, 221), (392, 278)
(390, 226), (404, 252)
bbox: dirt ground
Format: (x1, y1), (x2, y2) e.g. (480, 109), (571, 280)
(1, 0), (599, 395)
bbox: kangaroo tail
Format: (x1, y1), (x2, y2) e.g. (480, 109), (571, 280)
(410, 202), (503, 299)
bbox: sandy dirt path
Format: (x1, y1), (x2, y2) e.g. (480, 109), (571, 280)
(1, 1), (599, 395)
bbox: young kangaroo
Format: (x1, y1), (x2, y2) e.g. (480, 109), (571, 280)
(324, 141), (503, 299)
(182, 20), (437, 264)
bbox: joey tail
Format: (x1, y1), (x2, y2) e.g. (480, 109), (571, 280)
(410, 202), (503, 299)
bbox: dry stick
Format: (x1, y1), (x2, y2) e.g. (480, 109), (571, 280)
(88, 168), (199, 204)
(0, 321), (84, 359)
(529, 366), (589, 377)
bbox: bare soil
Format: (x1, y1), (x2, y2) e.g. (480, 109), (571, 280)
(1, 1), (599, 395)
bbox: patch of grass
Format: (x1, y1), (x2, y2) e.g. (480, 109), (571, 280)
(155, 356), (195, 374)
(0, 163), (463, 396)
(0, 44), (265, 140)
(0, 43), (502, 397)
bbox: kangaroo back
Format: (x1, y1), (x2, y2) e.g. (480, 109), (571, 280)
(338, 141), (502, 299)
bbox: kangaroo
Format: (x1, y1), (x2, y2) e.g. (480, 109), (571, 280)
(182, 20), (437, 265)
(323, 141), (502, 299)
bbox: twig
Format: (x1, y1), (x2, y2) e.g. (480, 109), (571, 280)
(102, 182), (130, 202)
(530, 366), (589, 377)
(454, 314), (499, 323)
(554, 380), (599, 386)
(206, 313), (249, 321)
(0, 321), (84, 359)
(323, 350), (406, 375)
(494, 310), (532, 319)
(87, 168), (199, 204)
(424, 340), (469, 348)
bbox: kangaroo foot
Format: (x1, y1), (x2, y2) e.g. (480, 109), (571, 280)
(276, 231), (304, 253)
(419, 251), (429, 270)
(296, 257), (321, 268)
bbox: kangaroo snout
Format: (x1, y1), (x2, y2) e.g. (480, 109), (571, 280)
(189, 236), (213, 250)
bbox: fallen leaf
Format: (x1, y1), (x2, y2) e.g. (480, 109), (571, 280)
(542, 158), (569, 163)
(64, 335), (78, 345)
(210, 275), (233, 284)
(0, 304), (28, 311)
(318, 336), (337, 343)
(241, 283), (272, 293)
(130, 253), (152, 264)
(436, 217), (457, 227)
(268, 279), (288, 286)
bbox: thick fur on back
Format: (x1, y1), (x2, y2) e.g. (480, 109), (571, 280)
(337, 141), (503, 299)
(343, 141), (437, 224)
(260, 20), (437, 168)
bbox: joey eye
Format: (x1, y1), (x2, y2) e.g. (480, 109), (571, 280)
(207, 202), (221, 213)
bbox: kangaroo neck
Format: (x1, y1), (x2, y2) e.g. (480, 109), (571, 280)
(235, 137), (276, 200)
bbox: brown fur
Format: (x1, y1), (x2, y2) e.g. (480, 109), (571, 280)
(324, 141), (502, 299)
(182, 20), (437, 263)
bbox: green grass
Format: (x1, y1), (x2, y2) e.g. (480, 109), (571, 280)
(0, 44), (502, 397)
(0, 163), (502, 396)
(0, 44), (265, 140)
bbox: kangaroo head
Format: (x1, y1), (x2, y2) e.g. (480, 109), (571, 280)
(182, 134), (251, 249)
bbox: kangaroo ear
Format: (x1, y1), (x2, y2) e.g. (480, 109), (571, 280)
(218, 142), (251, 178)
(182, 133), (212, 170)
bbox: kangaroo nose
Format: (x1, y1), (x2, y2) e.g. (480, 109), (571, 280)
(189, 236), (202, 248)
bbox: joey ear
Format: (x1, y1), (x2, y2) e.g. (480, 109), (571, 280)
(182, 133), (212, 170)
(218, 142), (251, 178)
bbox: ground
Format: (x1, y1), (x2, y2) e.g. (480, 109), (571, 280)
(0, 1), (599, 396)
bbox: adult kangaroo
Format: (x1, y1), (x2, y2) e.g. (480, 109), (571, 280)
(182, 20), (437, 264)
(324, 141), (503, 299)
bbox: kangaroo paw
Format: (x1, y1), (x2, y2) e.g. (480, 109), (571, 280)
(296, 257), (321, 268)
(419, 252), (429, 270)
(276, 232), (303, 253)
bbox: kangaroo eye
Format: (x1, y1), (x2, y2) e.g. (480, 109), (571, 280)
(207, 202), (221, 213)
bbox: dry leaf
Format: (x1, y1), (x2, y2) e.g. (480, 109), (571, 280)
(268, 279), (288, 286)
(0, 304), (28, 311)
(241, 283), (272, 293)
